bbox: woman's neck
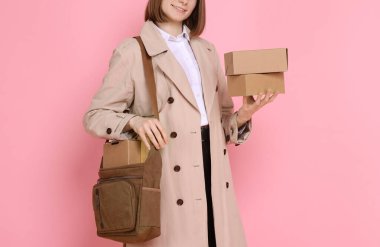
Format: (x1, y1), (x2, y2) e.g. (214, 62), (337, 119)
(156, 21), (183, 37)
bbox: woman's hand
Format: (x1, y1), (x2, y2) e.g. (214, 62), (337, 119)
(128, 116), (169, 150)
(237, 89), (279, 123)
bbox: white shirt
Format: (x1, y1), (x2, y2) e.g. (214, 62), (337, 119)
(155, 24), (209, 126)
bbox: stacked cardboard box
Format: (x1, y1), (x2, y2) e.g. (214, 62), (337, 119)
(102, 140), (149, 169)
(224, 48), (288, 96)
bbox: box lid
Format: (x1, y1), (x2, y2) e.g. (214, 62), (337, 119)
(224, 48), (288, 75)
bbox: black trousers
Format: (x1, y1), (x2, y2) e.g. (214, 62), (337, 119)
(201, 124), (217, 247)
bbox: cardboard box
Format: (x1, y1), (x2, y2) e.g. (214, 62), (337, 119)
(103, 140), (149, 169)
(224, 48), (288, 75)
(227, 72), (285, 96)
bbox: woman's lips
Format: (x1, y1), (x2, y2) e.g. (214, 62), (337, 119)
(171, 4), (187, 13)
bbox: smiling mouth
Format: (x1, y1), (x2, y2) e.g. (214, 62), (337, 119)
(171, 4), (187, 13)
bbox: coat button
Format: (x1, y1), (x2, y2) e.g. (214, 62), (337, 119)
(220, 117), (223, 123)
(106, 128), (112, 134)
(170, 132), (177, 138)
(177, 199), (184, 205)
(174, 165), (181, 172)
(215, 85), (218, 92)
(226, 182), (229, 188)
(223, 148), (226, 155)
(167, 97), (174, 104)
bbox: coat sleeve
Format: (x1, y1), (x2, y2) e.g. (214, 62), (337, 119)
(82, 39), (139, 140)
(212, 44), (253, 146)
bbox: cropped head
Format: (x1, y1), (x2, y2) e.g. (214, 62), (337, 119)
(145, 0), (206, 37)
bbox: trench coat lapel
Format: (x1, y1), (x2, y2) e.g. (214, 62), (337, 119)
(140, 20), (216, 118)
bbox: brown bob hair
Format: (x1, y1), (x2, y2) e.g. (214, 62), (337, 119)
(144, 0), (206, 37)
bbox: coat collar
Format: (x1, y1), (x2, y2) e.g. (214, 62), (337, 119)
(140, 20), (192, 56)
(155, 23), (191, 42)
(140, 20), (216, 120)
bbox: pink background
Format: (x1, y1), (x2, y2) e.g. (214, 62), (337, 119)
(1, 0), (379, 246)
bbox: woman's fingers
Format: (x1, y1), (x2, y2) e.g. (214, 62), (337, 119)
(140, 119), (168, 150)
(144, 121), (161, 150)
(131, 116), (169, 150)
(138, 127), (151, 150)
(253, 94), (261, 105)
(242, 89), (279, 116)
(251, 89), (277, 108)
(264, 89), (272, 103)
(260, 93), (266, 101)
(149, 120), (167, 149)
(154, 119), (169, 144)
(255, 93), (265, 106)
(268, 92), (279, 102)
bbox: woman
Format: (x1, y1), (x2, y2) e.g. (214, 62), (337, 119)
(83, 0), (278, 246)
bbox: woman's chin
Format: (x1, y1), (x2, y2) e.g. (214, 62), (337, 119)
(167, 12), (189, 22)
(167, 16), (187, 24)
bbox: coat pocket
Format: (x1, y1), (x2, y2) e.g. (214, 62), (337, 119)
(92, 176), (141, 233)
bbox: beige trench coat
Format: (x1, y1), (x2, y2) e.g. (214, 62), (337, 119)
(83, 20), (253, 247)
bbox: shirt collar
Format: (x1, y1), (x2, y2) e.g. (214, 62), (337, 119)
(155, 23), (190, 42)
